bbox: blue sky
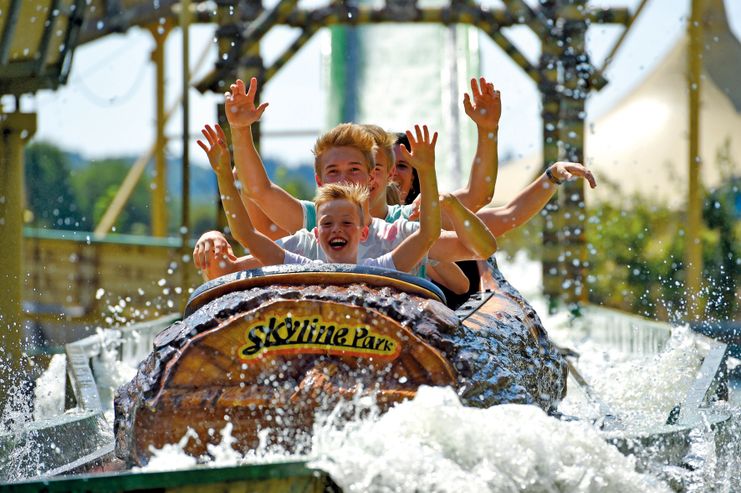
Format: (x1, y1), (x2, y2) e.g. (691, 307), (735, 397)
(12, 0), (741, 168)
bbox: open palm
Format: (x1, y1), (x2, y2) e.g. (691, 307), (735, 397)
(224, 77), (269, 129)
(463, 77), (501, 131)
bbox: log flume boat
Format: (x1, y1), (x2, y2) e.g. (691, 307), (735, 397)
(114, 260), (567, 466)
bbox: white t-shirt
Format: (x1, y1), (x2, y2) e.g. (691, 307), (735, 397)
(277, 217), (426, 276)
(283, 250), (396, 270)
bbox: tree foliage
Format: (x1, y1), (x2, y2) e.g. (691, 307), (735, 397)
(498, 186), (739, 322)
(69, 158), (151, 233)
(24, 142), (81, 230)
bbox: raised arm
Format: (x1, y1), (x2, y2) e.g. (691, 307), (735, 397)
(226, 196), (287, 267)
(226, 78), (305, 233)
(233, 168), (291, 240)
(478, 161), (597, 236)
(403, 77), (500, 228)
(391, 125), (441, 273)
(197, 123), (289, 241)
(440, 193), (497, 259)
(197, 123), (253, 239)
(450, 77), (501, 213)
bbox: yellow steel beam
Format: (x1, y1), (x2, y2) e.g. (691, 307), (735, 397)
(179, 0), (192, 309)
(559, 2), (589, 311)
(150, 22), (173, 237)
(539, 1), (563, 313)
(0, 0), (21, 64)
(686, 0), (705, 320)
(501, 0), (548, 38)
(0, 111), (36, 401)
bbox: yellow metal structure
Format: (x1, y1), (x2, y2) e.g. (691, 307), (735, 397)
(0, 111), (36, 399)
(0, 2), (644, 379)
(150, 23), (173, 238)
(686, 0), (705, 320)
(0, 0), (87, 94)
(179, 0), (192, 310)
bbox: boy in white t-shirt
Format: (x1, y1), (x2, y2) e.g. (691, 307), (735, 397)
(245, 183), (438, 272)
(222, 125), (443, 274)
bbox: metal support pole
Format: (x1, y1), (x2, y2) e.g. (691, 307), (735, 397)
(539, 1), (562, 312)
(0, 111), (36, 402)
(686, 0), (705, 320)
(214, 0), (239, 233)
(150, 23), (172, 237)
(558, 0), (589, 312)
(213, 0), (263, 233)
(180, 0), (191, 304)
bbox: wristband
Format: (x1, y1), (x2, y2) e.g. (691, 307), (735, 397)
(545, 167), (563, 185)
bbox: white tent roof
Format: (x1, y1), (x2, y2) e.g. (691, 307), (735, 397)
(494, 0), (741, 208)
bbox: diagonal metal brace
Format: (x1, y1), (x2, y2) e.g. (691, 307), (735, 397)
(676, 335), (729, 427)
(461, 4), (541, 84)
(501, 0), (551, 38)
(263, 23), (322, 85)
(196, 0), (298, 92)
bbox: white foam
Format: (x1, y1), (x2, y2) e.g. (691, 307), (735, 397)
(33, 353), (67, 421)
(309, 386), (671, 493)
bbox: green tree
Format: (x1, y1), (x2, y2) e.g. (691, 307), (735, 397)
(24, 142), (81, 230)
(70, 159), (151, 234)
(701, 140), (740, 319)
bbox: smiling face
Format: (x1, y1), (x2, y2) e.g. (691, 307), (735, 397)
(315, 198), (368, 264)
(392, 143), (414, 203)
(316, 146), (372, 187)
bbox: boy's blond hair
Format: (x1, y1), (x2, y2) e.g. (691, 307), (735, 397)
(361, 124), (395, 172)
(312, 123), (376, 176)
(314, 183), (370, 222)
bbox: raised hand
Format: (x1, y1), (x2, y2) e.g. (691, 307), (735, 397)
(463, 77), (501, 132)
(399, 124), (438, 174)
(224, 77), (269, 129)
(193, 230), (236, 271)
(196, 124), (231, 175)
(549, 162), (597, 189)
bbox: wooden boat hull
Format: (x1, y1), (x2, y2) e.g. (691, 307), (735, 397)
(115, 262), (566, 466)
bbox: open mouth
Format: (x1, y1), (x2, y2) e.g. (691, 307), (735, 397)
(328, 238), (348, 250)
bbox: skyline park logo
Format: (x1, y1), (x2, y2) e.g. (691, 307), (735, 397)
(238, 311), (401, 362)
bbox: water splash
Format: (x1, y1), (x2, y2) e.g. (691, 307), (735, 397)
(33, 354), (66, 421)
(136, 386), (671, 492)
(310, 386), (671, 493)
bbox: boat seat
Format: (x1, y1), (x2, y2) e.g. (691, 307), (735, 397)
(185, 264), (447, 317)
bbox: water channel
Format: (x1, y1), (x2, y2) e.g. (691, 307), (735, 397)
(1, 254), (738, 492)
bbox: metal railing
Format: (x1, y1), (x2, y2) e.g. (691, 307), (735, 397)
(22, 228), (196, 346)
